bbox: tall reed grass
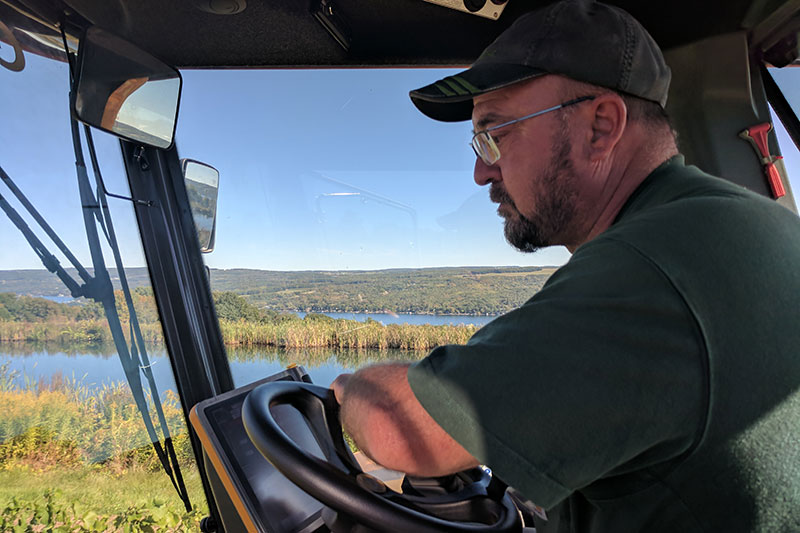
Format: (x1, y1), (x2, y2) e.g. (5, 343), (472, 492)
(0, 320), (163, 346)
(219, 317), (477, 350)
(1, 315), (479, 351)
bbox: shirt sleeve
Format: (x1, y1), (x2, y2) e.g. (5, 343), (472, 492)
(407, 238), (707, 508)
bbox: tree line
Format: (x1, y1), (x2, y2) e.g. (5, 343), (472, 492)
(210, 266), (556, 315)
(0, 265), (557, 316)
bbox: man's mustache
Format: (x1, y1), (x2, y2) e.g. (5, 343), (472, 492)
(490, 184), (515, 208)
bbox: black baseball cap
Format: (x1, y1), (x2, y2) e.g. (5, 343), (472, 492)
(409, 0), (671, 122)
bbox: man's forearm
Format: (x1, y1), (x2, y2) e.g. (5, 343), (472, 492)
(333, 362), (478, 477)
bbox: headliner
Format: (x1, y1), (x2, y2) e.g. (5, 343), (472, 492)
(0, 0), (785, 68)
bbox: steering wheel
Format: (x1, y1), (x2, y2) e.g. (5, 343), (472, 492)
(242, 381), (522, 533)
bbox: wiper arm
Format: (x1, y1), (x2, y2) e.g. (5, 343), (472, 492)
(0, 164), (91, 290)
(0, 166), (84, 296)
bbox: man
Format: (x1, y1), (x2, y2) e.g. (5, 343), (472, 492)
(332, 0), (800, 530)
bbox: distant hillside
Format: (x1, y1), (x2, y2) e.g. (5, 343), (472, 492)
(0, 269), (152, 298)
(209, 266), (557, 315)
(0, 266), (558, 315)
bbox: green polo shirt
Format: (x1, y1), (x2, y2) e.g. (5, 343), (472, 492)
(408, 156), (800, 532)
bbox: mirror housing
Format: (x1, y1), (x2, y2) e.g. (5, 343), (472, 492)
(182, 159), (220, 253)
(72, 27), (181, 149)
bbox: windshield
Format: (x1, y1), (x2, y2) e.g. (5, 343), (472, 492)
(175, 68), (575, 387)
(174, 67), (800, 387)
(0, 53), (206, 528)
(3, 52), (800, 529)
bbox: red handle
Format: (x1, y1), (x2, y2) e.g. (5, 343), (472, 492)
(740, 123), (786, 199)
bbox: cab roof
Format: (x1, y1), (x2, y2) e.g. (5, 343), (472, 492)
(0, 0), (793, 68)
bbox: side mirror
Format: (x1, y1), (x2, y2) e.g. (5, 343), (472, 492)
(182, 159), (220, 253)
(72, 27), (181, 149)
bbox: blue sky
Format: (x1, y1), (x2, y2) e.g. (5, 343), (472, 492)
(173, 67), (578, 270)
(1, 52), (799, 274)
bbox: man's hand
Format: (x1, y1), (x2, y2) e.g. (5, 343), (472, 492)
(331, 363), (478, 477)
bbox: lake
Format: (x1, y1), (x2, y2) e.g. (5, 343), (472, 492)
(0, 344), (426, 398)
(0, 312), (496, 397)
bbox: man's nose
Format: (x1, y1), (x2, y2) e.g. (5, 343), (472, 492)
(474, 157), (498, 186)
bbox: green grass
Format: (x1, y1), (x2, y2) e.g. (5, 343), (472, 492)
(0, 467), (206, 531)
(0, 363), (207, 530)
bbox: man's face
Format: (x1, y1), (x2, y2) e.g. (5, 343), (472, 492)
(472, 77), (583, 251)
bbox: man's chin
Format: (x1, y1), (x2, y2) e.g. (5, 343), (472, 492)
(508, 238), (544, 254)
(503, 221), (545, 253)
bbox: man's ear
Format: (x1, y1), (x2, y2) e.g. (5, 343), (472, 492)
(587, 93), (627, 159)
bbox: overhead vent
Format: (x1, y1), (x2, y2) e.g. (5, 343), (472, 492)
(193, 0), (247, 15)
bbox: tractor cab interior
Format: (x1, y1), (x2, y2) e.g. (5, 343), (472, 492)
(1, 0), (800, 531)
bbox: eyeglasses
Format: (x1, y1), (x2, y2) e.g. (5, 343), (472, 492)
(471, 95), (596, 166)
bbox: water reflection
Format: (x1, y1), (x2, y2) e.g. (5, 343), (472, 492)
(0, 341), (119, 358)
(228, 346), (425, 388)
(0, 343), (426, 391)
(228, 345), (423, 366)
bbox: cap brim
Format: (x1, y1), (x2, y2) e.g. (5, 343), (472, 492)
(409, 64), (547, 122)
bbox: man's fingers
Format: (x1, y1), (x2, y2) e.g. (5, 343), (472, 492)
(331, 373), (352, 404)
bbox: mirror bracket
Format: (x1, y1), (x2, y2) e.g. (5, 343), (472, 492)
(133, 145), (151, 171)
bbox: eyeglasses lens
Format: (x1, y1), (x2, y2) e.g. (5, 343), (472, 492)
(473, 132), (501, 165)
